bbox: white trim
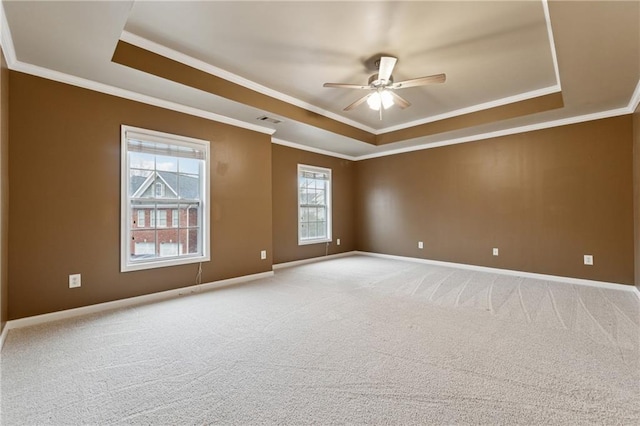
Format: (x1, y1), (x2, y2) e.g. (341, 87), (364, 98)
(272, 138), (356, 161)
(121, 125), (211, 272)
(380, 85), (561, 134)
(120, 31), (377, 134)
(0, 9), (637, 166)
(272, 251), (356, 270)
(0, 1), (17, 67)
(629, 79), (640, 113)
(355, 107), (631, 161)
(0, 323), (8, 352)
(11, 60), (275, 136)
(634, 287), (640, 301)
(354, 251), (638, 293)
(8, 56), (634, 164)
(298, 163), (332, 246)
(0, 271), (274, 346)
(542, 0), (562, 89)
(122, 31), (567, 137)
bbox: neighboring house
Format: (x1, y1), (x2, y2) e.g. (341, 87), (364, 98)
(129, 171), (200, 259)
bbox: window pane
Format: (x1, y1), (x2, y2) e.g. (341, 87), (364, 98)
(155, 154), (178, 172)
(178, 173), (200, 199)
(179, 157), (200, 175)
(129, 152), (155, 171)
(179, 228), (199, 254)
(158, 229), (179, 257)
(123, 126), (210, 272)
(131, 230), (156, 260)
(130, 170), (152, 196)
(317, 221), (326, 238)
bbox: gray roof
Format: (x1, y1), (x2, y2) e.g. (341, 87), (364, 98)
(131, 172), (200, 199)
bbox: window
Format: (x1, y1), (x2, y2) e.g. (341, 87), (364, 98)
(298, 164), (332, 245)
(172, 209), (179, 228)
(155, 182), (165, 197)
(156, 210), (167, 228)
(121, 125), (210, 272)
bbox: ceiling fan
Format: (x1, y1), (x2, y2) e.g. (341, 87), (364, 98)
(323, 55), (446, 119)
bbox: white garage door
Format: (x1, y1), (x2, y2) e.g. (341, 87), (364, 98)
(134, 242), (155, 255)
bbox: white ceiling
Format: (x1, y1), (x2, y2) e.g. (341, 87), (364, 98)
(1, 1), (639, 159)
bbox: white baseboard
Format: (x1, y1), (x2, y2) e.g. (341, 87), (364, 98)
(0, 322), (8, 353)
(272, 251), (357, 270)
(354, 251), (638, 294)
(0, 270), (273, 351)
(2, 253), (638, 353)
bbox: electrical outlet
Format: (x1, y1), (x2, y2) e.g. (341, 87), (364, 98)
(336, 238), (341, 246)
(260, 250), (267, 260)
(418, 241), (424, 249)
(584, 255), (593, 265)
(69, 273), (81, 288)
(493, 248), (499, 256)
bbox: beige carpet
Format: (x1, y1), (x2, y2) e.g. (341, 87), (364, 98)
(1, 255), (639, 424)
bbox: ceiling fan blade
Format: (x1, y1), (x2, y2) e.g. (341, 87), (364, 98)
(378, 56), (397, 83)
(388, 91), (411, 109)
(323, 83), (370, 89)
(343, 93), (371, 111)
(390, 73), (446, 89)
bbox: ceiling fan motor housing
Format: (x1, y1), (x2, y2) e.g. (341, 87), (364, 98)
(368, 73), (393, 87)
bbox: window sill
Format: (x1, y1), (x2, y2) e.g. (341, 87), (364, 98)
(121, 254), (209, 272)
(298, 238), (332, 246)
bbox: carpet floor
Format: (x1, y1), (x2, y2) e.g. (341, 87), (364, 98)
(1, 255), (639, 424)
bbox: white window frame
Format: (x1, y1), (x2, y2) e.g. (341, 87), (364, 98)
(297, 164), (332, 245)
(121, 125), (210, 272)
(137, 210), (145, 228)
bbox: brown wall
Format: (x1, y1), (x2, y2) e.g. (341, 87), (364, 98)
(634, 104), (640, 289)
(0, 49), (8, 331)
(355, 116), (635, 285)
(8, 72), (273, 319)
(272, 144), (355, 264)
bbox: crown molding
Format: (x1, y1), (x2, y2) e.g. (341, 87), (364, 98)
(121, 28), (564, 137)
(10, 60), (276, 136)
(120, 31), (378, 135)
(0, 2), (273, 135)
(629, 79), (640, 112)
(272, 138), (356, 161)
(379, 85), (561, 134)
(1, 5), (638, 163)
(0, 0), (17, 67)
(542, 0), (562, 89)
(355, 106), (632, 161)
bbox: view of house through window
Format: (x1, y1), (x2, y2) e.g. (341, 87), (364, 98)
(121, 126), (210, 272)
(298, 164), (332, 245)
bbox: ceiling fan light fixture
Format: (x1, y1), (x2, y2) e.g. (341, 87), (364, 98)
(367, 90), (394, 111)
(366, 92), (381, 110)
(381, 90), (394, 110)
